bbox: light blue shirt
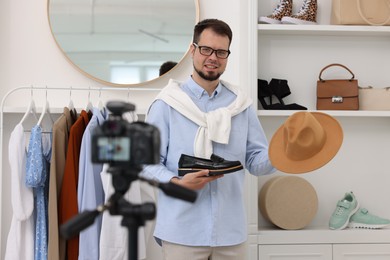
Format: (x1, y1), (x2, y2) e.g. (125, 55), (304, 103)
(78, 107), (108, 260)
(142, 77), (275, 247)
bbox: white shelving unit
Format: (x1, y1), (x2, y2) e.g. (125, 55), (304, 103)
(246, 0), (390, 259)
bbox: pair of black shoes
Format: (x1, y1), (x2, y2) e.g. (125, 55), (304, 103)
(258, 78), (307, 110)
(178, 154), (243, 177)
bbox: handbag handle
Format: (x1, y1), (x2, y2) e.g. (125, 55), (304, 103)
(357, 0), (390, 26)
(318, 63), (355, 82)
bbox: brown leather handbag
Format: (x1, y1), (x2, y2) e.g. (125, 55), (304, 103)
(316, 63), (359, 110)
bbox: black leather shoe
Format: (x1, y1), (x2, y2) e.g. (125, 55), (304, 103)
(178, 154), (243, 176)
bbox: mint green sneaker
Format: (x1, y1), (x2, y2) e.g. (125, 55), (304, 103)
(329, 192), (359, 230)
(348, 208), (390, 229)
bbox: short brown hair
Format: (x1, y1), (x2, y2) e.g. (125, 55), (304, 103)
(193, 19), (232, 47)
(159, 61), (177, 76)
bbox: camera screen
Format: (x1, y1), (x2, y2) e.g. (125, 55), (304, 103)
(96, 137), (130, 162)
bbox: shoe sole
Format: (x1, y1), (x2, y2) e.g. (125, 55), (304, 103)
(348, 222), (390, 229)
(178, 165), (244, 176)
(259, 17), (282, 24)
(281, 17), (317, 25)
(329, 201), (360, 230)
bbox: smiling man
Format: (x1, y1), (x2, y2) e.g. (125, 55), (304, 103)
(141, 19), (275, 260)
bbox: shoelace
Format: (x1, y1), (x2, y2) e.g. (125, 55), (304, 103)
(296, 0), (311, 15)
(273, 2), (286, 15)
(335, 206), (345, 216)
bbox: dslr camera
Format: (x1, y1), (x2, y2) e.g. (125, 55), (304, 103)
(91, 101), (160, 167)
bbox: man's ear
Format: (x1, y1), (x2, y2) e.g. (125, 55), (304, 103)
(189, 43), (195, 56)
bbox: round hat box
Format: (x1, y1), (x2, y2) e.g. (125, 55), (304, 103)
(258, 175), (318, 230)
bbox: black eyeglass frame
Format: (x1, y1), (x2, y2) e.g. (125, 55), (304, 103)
(192, 43), (231, 59)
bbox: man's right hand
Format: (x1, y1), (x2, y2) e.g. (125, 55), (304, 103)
(171, 170), (223, 190)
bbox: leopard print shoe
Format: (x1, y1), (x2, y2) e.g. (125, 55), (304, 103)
(281, 0), (317, 25)
(259, 0), (293, 24)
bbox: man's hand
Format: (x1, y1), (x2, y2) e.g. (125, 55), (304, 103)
(171, 170), (223, 190)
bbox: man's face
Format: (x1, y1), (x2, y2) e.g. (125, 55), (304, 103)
(191, 28), (230, 82)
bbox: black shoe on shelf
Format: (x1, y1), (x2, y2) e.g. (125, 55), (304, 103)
(178, 154), (243, 177)
(257, 79), (285, 110)
(269, 78), (307, 110)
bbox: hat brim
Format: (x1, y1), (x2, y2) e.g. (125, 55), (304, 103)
(269, 112), (343, 174)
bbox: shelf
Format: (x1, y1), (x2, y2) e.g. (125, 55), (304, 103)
(257, 110), (390, 117)
(257, 227), (390, 245)
(258, 24), (390, 37)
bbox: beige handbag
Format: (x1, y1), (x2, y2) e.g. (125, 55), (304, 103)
(331, 0), (390, 25)
(359, 86), (390, 110)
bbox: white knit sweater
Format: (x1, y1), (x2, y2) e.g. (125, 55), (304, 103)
(155, 79), (252, 158)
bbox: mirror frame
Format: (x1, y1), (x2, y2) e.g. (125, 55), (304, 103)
(46, 0), (200, 87)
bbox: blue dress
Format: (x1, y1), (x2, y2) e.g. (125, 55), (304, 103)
(26, 125), (52, 260)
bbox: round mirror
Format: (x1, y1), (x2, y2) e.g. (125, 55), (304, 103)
(47, 0), (199, 86)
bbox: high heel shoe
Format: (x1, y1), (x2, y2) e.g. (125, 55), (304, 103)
(257, 79), (285, 110)
(269, 78), (307, 110)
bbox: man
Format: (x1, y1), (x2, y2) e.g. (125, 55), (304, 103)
(142, 19), (275, 260)
(159, 61), (178, 76)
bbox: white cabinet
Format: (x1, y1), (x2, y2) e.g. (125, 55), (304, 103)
(258, 244), (390, 260)
(246, 0), (390, 259)
(333, 244), (390, 260)
(259, 244), (332, 260)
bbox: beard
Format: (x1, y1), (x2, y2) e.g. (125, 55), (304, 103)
(194, 65), (223, 81)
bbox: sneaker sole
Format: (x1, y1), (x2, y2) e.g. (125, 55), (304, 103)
(348, 222), (390, 229)
(178, 165), (243, 176)
(281, 17), (317, 25)
(259, 17), (282, 24)
(329, 201), (360, 230)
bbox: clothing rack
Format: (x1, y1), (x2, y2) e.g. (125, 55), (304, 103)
(0, 85), (161, 247)
(1, 84), (160, 133)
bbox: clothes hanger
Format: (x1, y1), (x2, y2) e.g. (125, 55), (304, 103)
(97, 88), (104, 111)
(67, 86), (78, 119)
(85, 87), (93, 112)
(20, 86), (39, 125)
(68, 86), (75, 110)
(37, 87), (54, 127)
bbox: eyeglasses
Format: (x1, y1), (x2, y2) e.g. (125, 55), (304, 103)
(193, 43), (231, 59)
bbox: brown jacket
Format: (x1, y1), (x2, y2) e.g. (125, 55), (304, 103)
(48, 107), (76, 260)
(59, 110), (91, 260)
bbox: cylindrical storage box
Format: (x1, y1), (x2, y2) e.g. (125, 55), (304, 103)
(258, 176), (318, 230)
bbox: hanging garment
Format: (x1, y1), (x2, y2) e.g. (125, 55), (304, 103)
(99, 111), (151, 260)
(58, 110), (91, 260)
(78, 107), (108, 260)
(25, 125), (52, 260)
(4, 124), (35, 260)
(47, 107), (77, 260)
(99, 165), (147, 260)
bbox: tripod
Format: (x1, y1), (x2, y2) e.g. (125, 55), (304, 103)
(107, 166), (155, 260)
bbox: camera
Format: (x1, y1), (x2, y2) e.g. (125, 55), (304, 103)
(91, 101), (160, 166)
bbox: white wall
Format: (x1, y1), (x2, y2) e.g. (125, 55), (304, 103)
(0, 0), (250, 259)
(1, 0), (246, 112)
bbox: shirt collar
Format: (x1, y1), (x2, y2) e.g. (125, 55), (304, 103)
(185, 76), (222, 99)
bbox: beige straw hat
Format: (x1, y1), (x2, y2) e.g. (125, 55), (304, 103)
(269, 111), (343, 174)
